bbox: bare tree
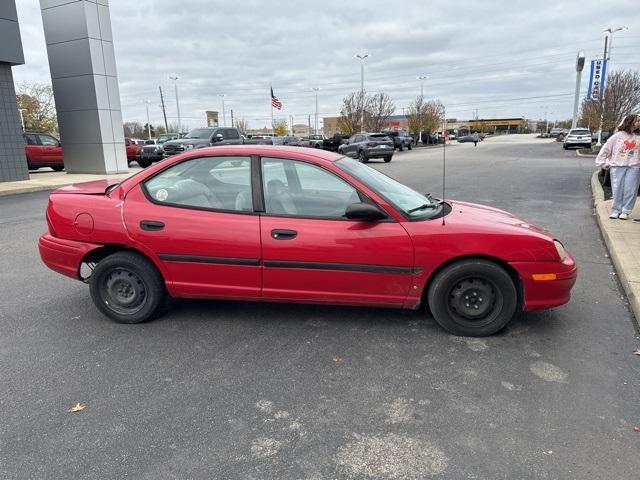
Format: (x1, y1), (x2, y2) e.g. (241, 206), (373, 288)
(365, 92), (395, 132)
(406, 95), (444, 136)
(580, 70), (640, 131)
(235, 118), (249, 135)
(16, 82), (58, 134)
(123, 121), (144, 138)
(338, 91), (368, 135)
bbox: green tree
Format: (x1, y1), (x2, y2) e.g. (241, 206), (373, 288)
(16, 82), (58, 134)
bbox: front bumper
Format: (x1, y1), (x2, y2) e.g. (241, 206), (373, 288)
(39, 233), (102, 280)
(510, 253), (578, 311)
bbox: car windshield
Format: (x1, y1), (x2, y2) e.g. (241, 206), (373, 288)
(157, 135), (175, 144)
(336, 157), (438, 218)
(184, 128), (214, 139)
(571, 129), (590, 135)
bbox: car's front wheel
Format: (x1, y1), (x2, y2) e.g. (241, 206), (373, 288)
(137, 158), (152, 168)
(51, 165), (64, 171)
(89, 251), (166, 324)
(427, 259), (517, 336)
(384, 156), (392, 162)
(407, 143), (412, 150)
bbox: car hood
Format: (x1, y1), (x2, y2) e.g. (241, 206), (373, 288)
(447, 200), (551, 236)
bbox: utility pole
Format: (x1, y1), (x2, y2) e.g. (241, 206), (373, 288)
(159, 86), (169, 132)
(308, 115), (311, 136)
(417, 75), (428, 144)
(230, 109), (234, 127)
(18, 109), (25, 131)
(169, 75), (181, 134)
(311, 87), (321, 134)
(289, 115), (294, 135)
(572, 51), (585, 129)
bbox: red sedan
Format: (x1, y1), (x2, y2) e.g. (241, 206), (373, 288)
(39, 146), (576, 336)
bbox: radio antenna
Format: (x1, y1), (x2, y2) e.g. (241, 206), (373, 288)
(441, 106), (446, 226)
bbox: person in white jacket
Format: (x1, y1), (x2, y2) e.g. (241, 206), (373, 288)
(595, 114), (640, 219)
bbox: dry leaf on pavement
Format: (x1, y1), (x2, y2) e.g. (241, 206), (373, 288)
(633, 349), (640, 356)
(68, 403), (86, 413)
(331, 356), (344, 363)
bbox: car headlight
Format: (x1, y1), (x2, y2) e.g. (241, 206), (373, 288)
(185, 144), (195, 150)
(553, 240), (566, 261)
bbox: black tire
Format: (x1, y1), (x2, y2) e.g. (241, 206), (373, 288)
(89, 251), (166, 324)
(26, 157), (36, 170)
(398, 144), (404, 151)
(51, 165), (64, 171)
(358, 150), (368, 163)
(427, 259), (517, 336)
(384, 156), (392, 163)
(407, 143), (412, 150)
(137, 158), (152, 168)
(563, 145), (568, 150)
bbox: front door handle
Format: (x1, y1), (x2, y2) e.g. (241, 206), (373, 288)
(271, 229), (297, 240)
(140, 220), (165, 231)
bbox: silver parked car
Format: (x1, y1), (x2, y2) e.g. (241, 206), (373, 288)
(563, 128), (592, 150)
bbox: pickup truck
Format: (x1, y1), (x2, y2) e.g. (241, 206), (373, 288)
(300, 134), (326, 148)
(322, 133), (350, 152)
(162, 127), (243, 157)
(137, 133), (181, 167)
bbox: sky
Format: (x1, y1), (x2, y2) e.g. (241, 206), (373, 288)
(13, 0), (640, 131)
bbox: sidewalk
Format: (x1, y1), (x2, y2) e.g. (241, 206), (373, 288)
(591, 170), (640, 325)
(0, 168), (139, 197)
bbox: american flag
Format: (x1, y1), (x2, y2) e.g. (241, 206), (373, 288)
(271, 87), (282, 110)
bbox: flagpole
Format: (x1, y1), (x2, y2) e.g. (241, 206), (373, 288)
(270, 85), (274, 135)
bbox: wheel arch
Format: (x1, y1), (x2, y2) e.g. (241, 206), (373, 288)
(80, 244), (169, 288)
(421, 254), (523, 312)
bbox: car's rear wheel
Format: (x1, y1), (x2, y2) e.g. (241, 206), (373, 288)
(89, 251), (166, 324)
(408, 143), (412, 150)
(398, 144), (404, 151)
(427, 259), (517, 336)
(358, 150), (368, 163)
(51, 165), (64, 171)
(384, 156), (392, 163)
(137, 158), (152, 168)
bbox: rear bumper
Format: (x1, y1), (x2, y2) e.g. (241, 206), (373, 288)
(510, 254), (578, 311)
(39, 234), (102, 280)
(366, 147), (393, 157)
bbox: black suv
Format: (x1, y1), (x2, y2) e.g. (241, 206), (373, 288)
(162, 127), (243, 157)
(338, 133), (394, 162)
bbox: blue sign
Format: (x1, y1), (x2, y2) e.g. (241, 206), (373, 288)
(587, 58), (608, 100)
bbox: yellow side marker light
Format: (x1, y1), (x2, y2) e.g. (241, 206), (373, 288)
(532, 273), (557, 281)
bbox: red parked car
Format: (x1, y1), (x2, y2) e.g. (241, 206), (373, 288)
(125, 137), (143, 162)
(38, 146), (576, 336)
(24, 131), (64, 171)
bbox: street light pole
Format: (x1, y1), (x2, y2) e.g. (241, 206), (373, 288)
(311, 87), (321, 134)
(416, 75), (429, 144)
(218, 94), (227, 127)
(144, 100), (151, 139)
(571, 51), (585, 129)
(597, 26), (628, 146)
(18, 109), (25, 131)
(169, 75), (181, 134)
(355, 53), (369, 133)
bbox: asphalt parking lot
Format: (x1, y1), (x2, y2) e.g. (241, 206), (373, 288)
(1, 135), (639, 479)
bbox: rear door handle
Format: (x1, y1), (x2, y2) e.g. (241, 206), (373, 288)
(140, 220), (165, 231)
(271, 229), (297, 240)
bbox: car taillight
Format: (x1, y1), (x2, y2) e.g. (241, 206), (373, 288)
(367, 142), (376, 147)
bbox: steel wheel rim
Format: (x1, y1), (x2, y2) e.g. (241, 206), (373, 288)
(101, 268), (147, 315)
(447, 276), (502, 324)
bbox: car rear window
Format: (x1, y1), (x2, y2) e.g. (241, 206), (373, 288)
(369, 134), (390, 141)
(571, 130), (590, 135)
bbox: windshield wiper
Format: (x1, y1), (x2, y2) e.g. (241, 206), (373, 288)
(407, 203), (439, 213)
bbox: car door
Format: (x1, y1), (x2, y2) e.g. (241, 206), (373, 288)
(260, 156), (415, 306)
(123, 155), (261, 298)
(37, 134), (62, 162)
(342, 135), (357, 157)
(24, 133), (42, 166)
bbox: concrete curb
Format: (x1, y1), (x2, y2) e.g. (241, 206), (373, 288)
(591, 170), (640, 327)
(0, 183), (71, 197)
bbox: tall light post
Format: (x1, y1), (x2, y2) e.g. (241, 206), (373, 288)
(18, 108), (25, 131)
(416, 75), (429, 144)
(144, 100), (151, 139)
(355, 53), (369, 133)
(597, 26), (628, 146)
(311, 87), (321, 134)
(218, 93), (227, 126)
(169, 75), (181, 134)
(571, 51), (585, 129)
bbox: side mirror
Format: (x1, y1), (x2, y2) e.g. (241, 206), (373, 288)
(214, 133), (224, 142)
(345, 202), (386, 221)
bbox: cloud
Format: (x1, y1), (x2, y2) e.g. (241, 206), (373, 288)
(13, 0), (640, 129)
